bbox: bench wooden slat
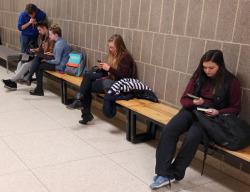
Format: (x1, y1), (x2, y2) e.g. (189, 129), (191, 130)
(44, 70), (64, 78)
(61, 74), (83, 87)
(215, 145), (250, 163)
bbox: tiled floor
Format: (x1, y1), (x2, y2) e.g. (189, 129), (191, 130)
(0, 65), (249, 192)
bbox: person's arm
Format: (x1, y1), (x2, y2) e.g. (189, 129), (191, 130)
(108, 54), (133, 79)
(21, 21), (32, 30)
(180, 79), (202, 108)
(219, 78), (242, 116)
(48, 39), (55, 53)
(17, 12), (27, 31)
(46, 41), (63, 65)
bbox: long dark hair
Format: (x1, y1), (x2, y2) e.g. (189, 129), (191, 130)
(191, 50), (229, 94)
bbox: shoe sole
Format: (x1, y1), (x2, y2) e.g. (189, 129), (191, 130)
(18, 81), (31, 86)
(4, 85), (17, 90)
(79, 117), (94, 125)
(66, 106), (84, 110)
(150, 179), (176, 189)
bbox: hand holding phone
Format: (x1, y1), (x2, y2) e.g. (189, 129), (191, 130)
(197, 107), (212, 113)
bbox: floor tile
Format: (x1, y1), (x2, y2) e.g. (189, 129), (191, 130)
(0, 109), (62, 136)
(3, 129), (101, 168)
(33, 156), (151, 192)
(0, 94), (34, 113)
(0, 139), (28, 176)
(0, 171), (48, 192)
(70, 111), (149, 154)
(177, 177), (250, 192)
(39, 105), (85, 128)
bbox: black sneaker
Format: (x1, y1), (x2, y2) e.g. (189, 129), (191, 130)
(1, 79), (12, 85)
(79, 113), (94, 124)
(29, 88), (44, 96)
(4, 81), (17, 90)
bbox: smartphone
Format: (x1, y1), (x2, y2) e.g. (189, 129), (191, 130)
(97, 60), (102, 63)
(197, 107), (212, 113)
(187, 93), (200, 99)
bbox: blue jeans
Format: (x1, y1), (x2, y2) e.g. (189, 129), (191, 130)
(20, 34), (37, 53)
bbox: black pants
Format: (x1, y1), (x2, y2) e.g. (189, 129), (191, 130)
(79, 73), (115, 117)
(30, 56), (56, 90)
(155, 108), (203, 181)
(36, 63), (56, 90)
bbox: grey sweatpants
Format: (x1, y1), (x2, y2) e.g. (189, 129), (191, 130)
(11, 60), (33, 82)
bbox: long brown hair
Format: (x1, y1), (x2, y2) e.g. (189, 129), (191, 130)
(107, 34), (136, 79)
(191, 50), (229, 94)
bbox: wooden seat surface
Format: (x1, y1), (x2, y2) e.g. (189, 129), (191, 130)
(215, 145), (250, 163)
(61, 74), (83, 87)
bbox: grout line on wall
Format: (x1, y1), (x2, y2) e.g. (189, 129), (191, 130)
(203, 39), (207, 53)
(235, 44), (241, 76)
(175, 72), (181, 106)
(184, 0), (191, 36)
(186, 38), (192, 73)
(147, 0), (152, 31)
(111, 0), (114, 26)
(158, 0), (164, 33)
(160, 35), (166, 67)
(138, 0), (142, 30)
(198, 0), (205, 38)
(164, 69), (169, 101)
(170, 0), (177, 35)
(118, 0), (122, 27)
(149, 33), (154, 65)
(96, 0), (99, 24)
(128, 0), (132, 28)
(102, 0), (106, 25)
(231, 0), (240, 42)
(172, 36), (179, 70)
(214, 0), (222, 40)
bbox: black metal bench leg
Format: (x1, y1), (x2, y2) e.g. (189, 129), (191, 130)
(131, 111), (137, 143)
(126, 109), (131, 141)
(60, 79), (64, 104)
(62, 80), (68, 104)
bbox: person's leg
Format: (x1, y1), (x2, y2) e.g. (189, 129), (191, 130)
(79, 73), (103, 94)
(30, 63), (55, 96)
(66, 73), (103, 110)
(79, 80), (105, 124)
(11, 60), (33, 82)
(155, 108), (193, 177)
(20, 56), (42, 85)
(171, 124), (203, 181)
(150, 108), (194, 189)
(15, 61), (23, 73)
(20, 34), (29, 53)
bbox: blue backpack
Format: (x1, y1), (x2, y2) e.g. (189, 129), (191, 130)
(65, 50), (86, 76)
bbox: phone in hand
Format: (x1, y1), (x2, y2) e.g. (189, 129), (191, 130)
(97, 60), (102, 63)
(187, 93), (200, 99)
(197, 107), (212, 113)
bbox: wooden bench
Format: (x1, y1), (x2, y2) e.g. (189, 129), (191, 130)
(43, 70), (250, 166)
(0, 45), (20, 73)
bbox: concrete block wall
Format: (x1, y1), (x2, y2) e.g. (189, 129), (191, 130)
(0, 0), (249, 178)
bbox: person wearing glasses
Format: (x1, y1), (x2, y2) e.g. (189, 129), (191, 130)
(66, 34), (136, 125)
